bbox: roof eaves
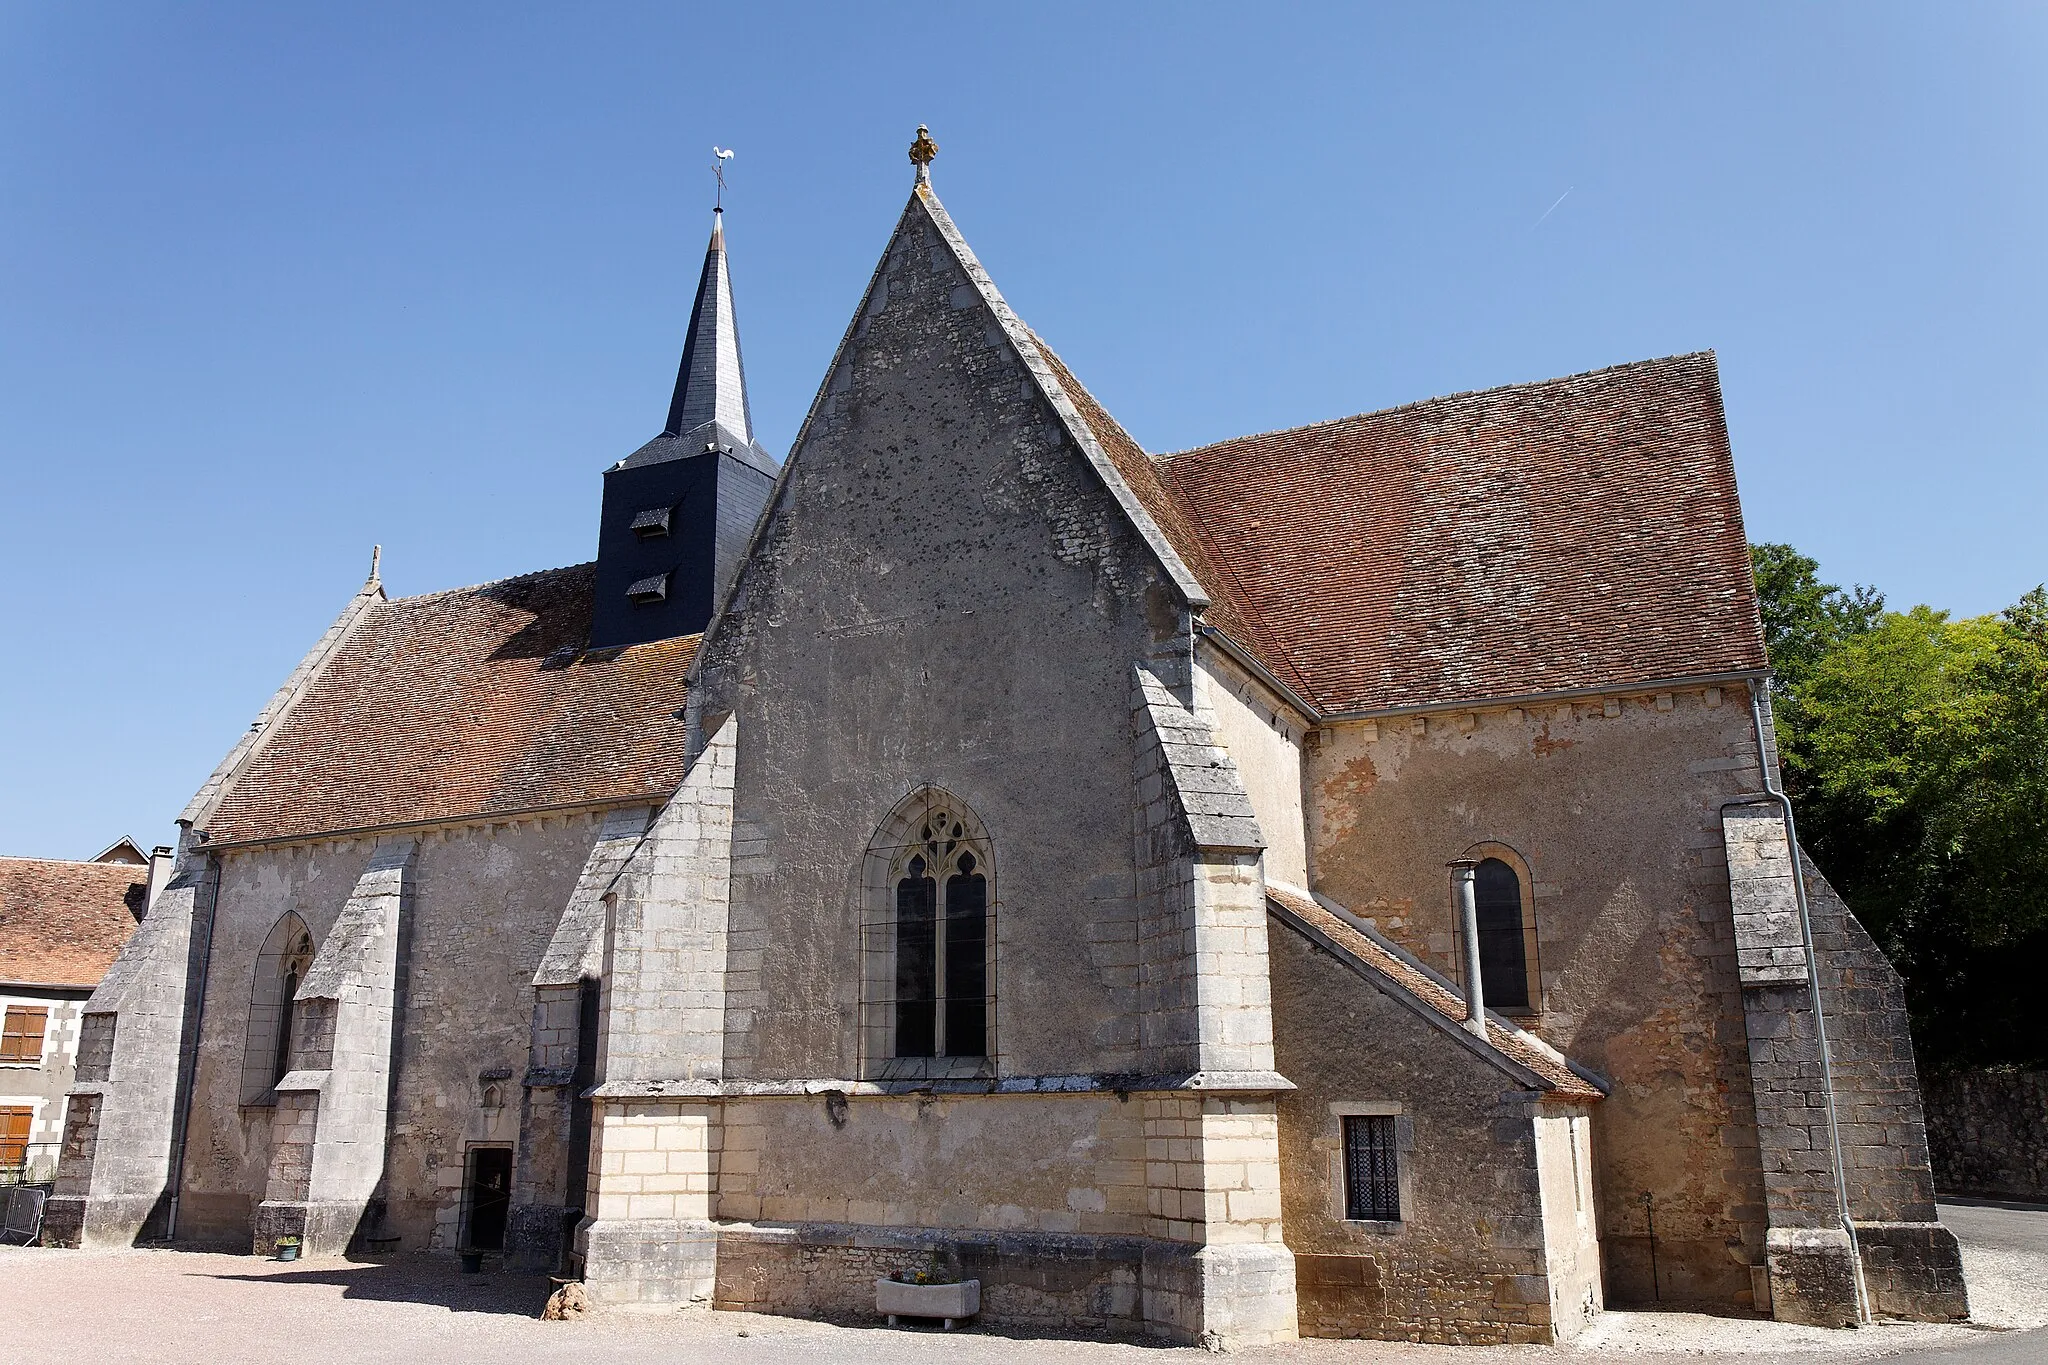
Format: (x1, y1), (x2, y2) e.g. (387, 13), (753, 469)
(1267, 891), (1554, 1093)
(180, 576), (387, 830)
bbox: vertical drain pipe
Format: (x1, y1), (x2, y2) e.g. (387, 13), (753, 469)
(1748, 688), (1870, 1323)
(1450, 860), (1488, 1040)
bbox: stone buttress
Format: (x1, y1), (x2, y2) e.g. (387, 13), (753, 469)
(575, 716), (737, 1304)
(43, 848), (220, 1247)
(252, 838), (417, 1255)
(512, 804), (656, 1272)
(1721, 803), (1966, 1324)
(1130, 665), (1298, 1346)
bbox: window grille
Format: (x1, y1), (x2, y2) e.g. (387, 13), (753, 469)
(859, 788), (995, 1075)
(1473, 857), (1531, 1010)
(0, 1008), (46, 1064)
(1342, 1114), (1401, 1221)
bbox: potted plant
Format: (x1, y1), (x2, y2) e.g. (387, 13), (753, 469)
(875, 1253), (979, 1330)
(274, 1236), (301, 1263)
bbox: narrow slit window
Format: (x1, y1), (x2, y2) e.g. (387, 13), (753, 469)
(1343, 1114), (1401, 1221)
(1474, 857), (1531, 1010)
(943, 853), (988, 1058)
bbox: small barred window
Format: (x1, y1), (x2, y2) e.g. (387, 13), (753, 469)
(1343, 1115), (1401, 1222)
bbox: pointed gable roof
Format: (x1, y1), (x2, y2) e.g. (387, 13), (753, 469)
(621, 209), (774, 477)
(698, 179), (1215, 658)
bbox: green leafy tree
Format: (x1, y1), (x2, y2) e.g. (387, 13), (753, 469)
(1753, 545), (2048, 1068)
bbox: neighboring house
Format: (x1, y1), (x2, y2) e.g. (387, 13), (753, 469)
(51, 132), (1967, 1345)
(0, 841), (158, 1183)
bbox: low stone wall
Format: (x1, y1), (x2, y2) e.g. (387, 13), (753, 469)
(1924, 1068), (2048, 1201)
(712, 1223), (1147, 1333)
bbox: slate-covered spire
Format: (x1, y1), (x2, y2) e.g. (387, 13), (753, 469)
(590, 205), (779, 650)
(662, 209), (757, 451)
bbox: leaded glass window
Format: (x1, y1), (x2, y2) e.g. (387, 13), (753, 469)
(862, 788), (995, 1073)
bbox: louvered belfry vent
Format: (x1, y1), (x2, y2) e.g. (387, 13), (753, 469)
(590, 207), (777, 650)
(629, 506), (673, 539)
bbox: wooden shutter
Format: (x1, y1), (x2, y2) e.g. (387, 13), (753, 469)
(0, 1007), (48, 1063)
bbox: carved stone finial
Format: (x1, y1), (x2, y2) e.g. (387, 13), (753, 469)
(909, 125), (937, 184)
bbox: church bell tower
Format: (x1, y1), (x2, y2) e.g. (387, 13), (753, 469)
(589, 208), (777, 650)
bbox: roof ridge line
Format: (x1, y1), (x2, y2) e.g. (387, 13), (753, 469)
(381, 560), (596, 606)
(1159, 350), (1719, 462)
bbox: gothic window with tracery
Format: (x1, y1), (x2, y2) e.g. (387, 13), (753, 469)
(861, 788), (995, 1075)
(241, 914), (315, 1103)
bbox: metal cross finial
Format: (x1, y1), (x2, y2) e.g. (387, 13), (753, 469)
(712, 146), (735, 209)
(908, 125), (937, 184)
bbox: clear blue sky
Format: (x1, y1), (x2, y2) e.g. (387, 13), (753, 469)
(3, 4), (2043, 859)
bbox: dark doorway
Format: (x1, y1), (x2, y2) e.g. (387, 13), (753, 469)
(463, 1147), (513, 1252)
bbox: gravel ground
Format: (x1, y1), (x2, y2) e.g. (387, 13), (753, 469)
(8, 1202), (2042, 1364)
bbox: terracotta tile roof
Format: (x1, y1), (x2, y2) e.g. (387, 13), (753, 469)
(1161, 353), (1767, 713)
(1267, 883), (1604, 1101)
(0, 857), (145, 987)
(201, 564), (696, 846)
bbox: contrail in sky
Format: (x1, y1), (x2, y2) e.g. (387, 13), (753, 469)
(1534, 187), (1573, 228)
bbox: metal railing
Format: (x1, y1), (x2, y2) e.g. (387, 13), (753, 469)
(0, 1143), (60, 1188)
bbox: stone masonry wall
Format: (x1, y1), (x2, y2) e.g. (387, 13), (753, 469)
(1924, 1068), (2048, 1201)
(171, 812), (609, 1251)
(1269, 918), (1564, 1344)
(691, 187), (1197, 1087)
(1306, 685), (1770, 1311)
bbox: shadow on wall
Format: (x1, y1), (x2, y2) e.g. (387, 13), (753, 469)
(198, 1257), (553, 1318)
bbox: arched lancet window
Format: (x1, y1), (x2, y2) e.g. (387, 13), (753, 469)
(1473, 855), (1533, 1011)
(241, 914), (315, 1103)
(861, 788), (995, 1076)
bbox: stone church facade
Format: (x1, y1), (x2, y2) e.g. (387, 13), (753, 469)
(50, 134), (1967, 1346)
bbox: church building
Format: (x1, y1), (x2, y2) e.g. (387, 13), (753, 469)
(49, 130), (1968, 1346)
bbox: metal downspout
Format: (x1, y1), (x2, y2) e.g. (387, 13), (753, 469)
(1449, 860), (1488, 1041)
(1747, 688), (1870, 1323)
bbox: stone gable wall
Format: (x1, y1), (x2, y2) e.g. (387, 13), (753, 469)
(691, 192), (1195, 1083)
(1306, 685), (1770, 1311)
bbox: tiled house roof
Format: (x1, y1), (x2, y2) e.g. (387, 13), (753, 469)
(1266, 883), (1604, 1101)
(0, 857), (146, 987)
(1158, 353), (1767, 713)
(201, 564), (696, 847)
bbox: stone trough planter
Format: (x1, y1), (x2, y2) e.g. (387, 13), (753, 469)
(876, 1276), (980, 1330)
